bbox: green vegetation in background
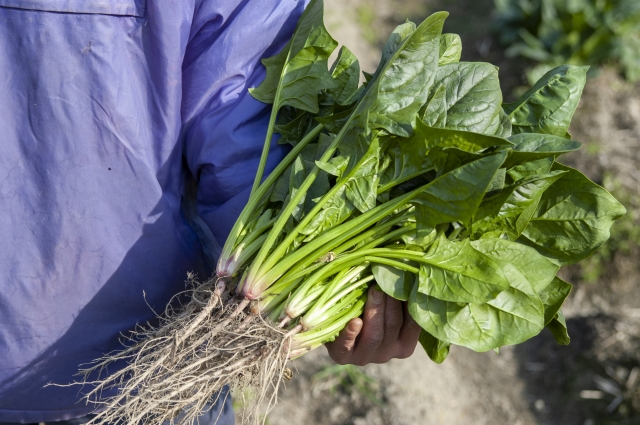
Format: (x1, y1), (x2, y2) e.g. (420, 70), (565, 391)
(493, 0), (640, 85)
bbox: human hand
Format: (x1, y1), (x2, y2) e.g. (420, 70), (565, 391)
(325, 285), (421, 366)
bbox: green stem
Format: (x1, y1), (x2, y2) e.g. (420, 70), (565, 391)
(254, 133), (378, 278)
(293, 297), (366, 348)
(361, 257), (419, 274)
(297, 210), (413, 273)
(228, 234), (268, 278)
(302, 275), (374, 330)
(255, 193), (416, 290)
(217, 123), (324, 275)
(250, 104), (279, 196)
(283, 265), (365, 322)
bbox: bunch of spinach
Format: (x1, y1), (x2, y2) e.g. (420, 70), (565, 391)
(215, 0), (626, 362)
(493, 0), (640, 84)
(79, 5), (628, 424)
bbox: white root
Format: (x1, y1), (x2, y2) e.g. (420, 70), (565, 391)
(76, 276), (296, 425)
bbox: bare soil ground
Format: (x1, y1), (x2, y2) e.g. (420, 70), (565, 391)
(257, 1), (640, 424)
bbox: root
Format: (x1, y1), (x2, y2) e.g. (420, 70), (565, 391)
(76, 276), (295, 425)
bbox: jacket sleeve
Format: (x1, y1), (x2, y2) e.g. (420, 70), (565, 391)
(181, 0), (307, 262)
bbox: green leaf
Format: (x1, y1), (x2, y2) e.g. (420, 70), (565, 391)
(409, 258), (545, 352)
(249, 0), (338, 113)
(379, 131), (432, 190)
(518, 163), (627, 265)
(494, 108), (513, 139)
(439, 34), (462, 65)
(546, 310), (570, 345)
(418, 235), (512, 304)
(299, 186), (355, 241)
(471, 238), (559, 293)
(472, 171), (567, 240)
(411, 151), (507, 232)
(345, 150), (380, 213)
(275, 108), (315, 146)
(316, 155), (348, 178)
(502, 133), (581, 168)
(371, 263), (415, 301)
(325, 46), (361, 106)
(507, 157), (554, 182)
(365, 13), (448, 136)
(368, 21), (417, 86)
(421, 84), (447, 128)
(487, 168), (506, 193)
(429, 62), (503, 134)
(538, 276), (572, 325)
(315, 106), (354, 133)
(503, 65), (588, 137)
(419, 330), (450, 364)
(420, 122), (514, 152)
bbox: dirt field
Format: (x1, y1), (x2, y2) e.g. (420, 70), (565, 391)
(257, 1), (640, 424)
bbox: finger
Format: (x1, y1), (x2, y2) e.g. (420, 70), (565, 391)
(381, 296), (404, 353)
(395, 302), (422, 359)
(352, 285), (386, 363)
(325, 318), (362, 365)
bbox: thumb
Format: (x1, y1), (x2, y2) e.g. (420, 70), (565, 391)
(325, 318), (363, 365)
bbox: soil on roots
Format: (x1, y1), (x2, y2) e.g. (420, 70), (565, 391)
(77, 276), (290, 425)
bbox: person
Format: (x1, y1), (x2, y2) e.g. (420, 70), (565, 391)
(0, 1), (421, 423)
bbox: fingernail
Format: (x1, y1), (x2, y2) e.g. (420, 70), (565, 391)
(371, 286), (384, 304)
(348, 321), (360, 333)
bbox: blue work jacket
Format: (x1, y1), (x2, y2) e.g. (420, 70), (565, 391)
(0, 0), (304, 421)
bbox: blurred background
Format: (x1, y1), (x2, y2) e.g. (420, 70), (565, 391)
(248, 1), (640, 424)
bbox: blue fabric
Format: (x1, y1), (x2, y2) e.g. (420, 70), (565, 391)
(0, 0), (306, 422)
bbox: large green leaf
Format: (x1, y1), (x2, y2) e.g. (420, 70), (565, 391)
(409, 236), (553, 351)
(428, 62), (503, 134)
(365, 13), (448, 136)
(472, 171), (566, 240)
(409, 282), (544, 352)
(518, 163), (626, 265)
(502, 133), (581, 168)
(417, 235), (512, 304)
(471, 238), (559, 293)
(249, 0), (338, 113)
(503, 65), (588, 137)
(411, 151), (507, 233)
(409, 238), (547, 352)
